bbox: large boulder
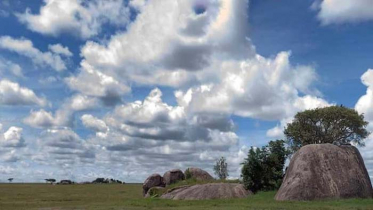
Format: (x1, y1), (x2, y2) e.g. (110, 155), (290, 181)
(185, 167), (214, 181)
(143, 174), (165, 196)
(163, 169), (185, 186)
(161, 183), (252, 200)
(275, 144), (373, 201)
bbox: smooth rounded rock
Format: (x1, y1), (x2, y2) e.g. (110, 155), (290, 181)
(163, 169), (185, 186)
(275, 144), (373, 201)
(184, 167), (214, 181)
(143, 174), (165, 196)
(161, 183), (252, 200)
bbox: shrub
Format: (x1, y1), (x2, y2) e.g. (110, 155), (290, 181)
(241, 140), (290, 193)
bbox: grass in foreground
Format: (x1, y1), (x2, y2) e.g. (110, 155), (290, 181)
(0, 183), (372, 210)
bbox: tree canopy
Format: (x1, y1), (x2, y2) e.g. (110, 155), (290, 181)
(284, 105), (370, 153)
(241, 140), (290, 193)
(213, 156), (229, 180)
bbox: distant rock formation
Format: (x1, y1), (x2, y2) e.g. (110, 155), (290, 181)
(58, 180), (74, 185)
(163, 169), (185, 186)
(185, 168), (213, 181)
(161, 183), (252, 200)
(275, 144), (373, 201)
(143, 174), (165, 196)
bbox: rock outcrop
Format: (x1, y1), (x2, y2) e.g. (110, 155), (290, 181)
(185, 167), (214, 181)
(143, 174), (165, 196)
(161, 183), (251, 200)
(275, 144), (373, 201)
(163, 169), (185, 186)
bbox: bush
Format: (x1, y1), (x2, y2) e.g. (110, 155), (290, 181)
(241, 140), (290, 193)
(185, 168), (192, 179)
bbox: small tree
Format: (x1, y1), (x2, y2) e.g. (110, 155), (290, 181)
(241, 140), (290, 193)
(8, 178), (13, 183)
(284, 105), (369, 153)
(45, 179), (56, 184)
(213, 156), (229, 180)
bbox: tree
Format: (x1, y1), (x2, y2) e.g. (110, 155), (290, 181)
(213, 156), (229, 180)
(284, 105), (370, 153)
(8, 178), (13, 183)
(241, 140), (290, 193)
(45, 179), (56, 184)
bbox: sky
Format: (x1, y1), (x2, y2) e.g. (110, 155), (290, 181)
(0, 0), (373, 183)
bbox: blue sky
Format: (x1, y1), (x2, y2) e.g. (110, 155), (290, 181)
(0, 0), (373, 183)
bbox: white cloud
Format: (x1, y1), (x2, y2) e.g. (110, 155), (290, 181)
(176, 52), (326, 121)
(313, 0), (373, 25)
(129, 0), (146, 10)
(0, 36), (67, 71)
(38, 128), (95, 164)
(0, 126), (25, 148)
(65, 63), (130, 105)
(17, 0), (131, 39)
(23, 109), (55, 129)
(81, 114), (108, 133)
(356, 69), (373, 127)
(24, 94), (99, 129)
(48, 44), (73, 57)
(71, 0), (255, 90)
(0, 58), (23, 77)
(0, 80), (47, 106)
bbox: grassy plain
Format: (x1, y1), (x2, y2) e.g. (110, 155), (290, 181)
(0, 183), (372, 210)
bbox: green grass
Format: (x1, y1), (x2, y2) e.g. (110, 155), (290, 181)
(0, 183), (372, 210)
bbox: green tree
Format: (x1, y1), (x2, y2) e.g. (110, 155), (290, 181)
(213, 156), (229, 180)
(284, 105), (369, 153)
(241, 140), (290, 193)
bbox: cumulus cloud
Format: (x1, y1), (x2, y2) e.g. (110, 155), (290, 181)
(81, 114), (108, 134)
(356, 69), (373, 127)
(48, 44), (73, 57)
(102, 88), (234, 142)
(65, 63), (130, 105)
(129, 0), (146, 10)
(0, 126), (26, 148)
(313, 0), (373, 25)
(24, 94), (99, 129)
(0, 36), (67, 71)
(176, 52), (326, 121)
(0, 58), (23, 77)
(0, 80), (47, 106)
(17, 0), (131, 39)
(70, 0), (255, 91)
(0, 125), (25, 163)
(38, 128), (95, 164)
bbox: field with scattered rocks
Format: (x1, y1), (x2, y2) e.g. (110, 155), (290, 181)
(0, 183), (372, 210)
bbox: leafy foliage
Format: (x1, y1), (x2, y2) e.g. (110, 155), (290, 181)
(213, 156), (229, 180)
(241, 140), (290, 193)
(185, 168), (192, 179)
(284, 105), (370, 153)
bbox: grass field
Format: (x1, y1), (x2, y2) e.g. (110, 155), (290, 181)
(0, 183), (372, 210)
